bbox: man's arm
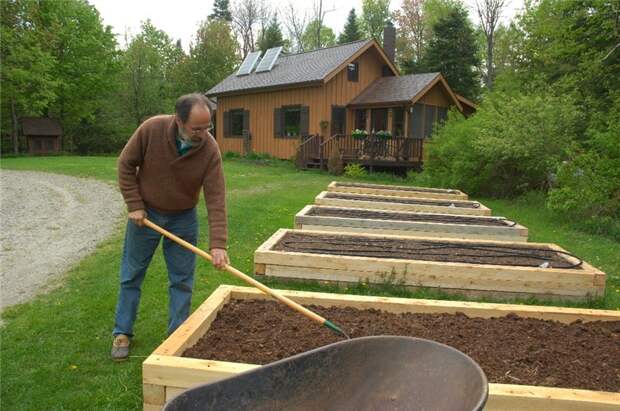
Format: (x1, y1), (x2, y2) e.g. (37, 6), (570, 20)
(118, 128), (147, 213)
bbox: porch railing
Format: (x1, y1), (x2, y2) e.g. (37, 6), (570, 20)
(319, 134), (424, 169)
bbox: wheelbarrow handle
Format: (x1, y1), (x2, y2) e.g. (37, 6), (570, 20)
(142, 218), (348, 338)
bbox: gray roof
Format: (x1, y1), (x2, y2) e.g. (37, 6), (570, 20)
(348, 73), (441, 106)
(21, 118), (62, 136)
(207, 40), (372, 96)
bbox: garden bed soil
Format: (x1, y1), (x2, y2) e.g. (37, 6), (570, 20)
(273, 232), (577, 269)
(307, 207), (513, 227)
(326, 192), (480, 208)
(183, 299), (620, 393)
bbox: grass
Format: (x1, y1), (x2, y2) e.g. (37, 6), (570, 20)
(1, 156), (619, 410)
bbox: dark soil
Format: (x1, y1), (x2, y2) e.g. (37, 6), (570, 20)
(273, 232), (581, 269)
(308, 207), (512, 227)
(325, 192), (480, 209)
(183, 299), (620, 392)
(335, 182), (459, 194)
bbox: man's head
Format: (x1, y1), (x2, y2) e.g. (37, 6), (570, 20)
(175, 93), (214, 143)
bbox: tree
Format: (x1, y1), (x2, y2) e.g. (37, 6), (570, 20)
(476, 0), (506, 90)
(393, 0), (425, 68)
(302, 18), (336, 50)
(232, 0), (268, 58)
(0, 0), (57, 154)
(257, 13), (286, 52)
(121, 20), (182, 126)
(210, 0), (232, 21)
(421, 8), (481, 99)
(361, 0), (391, 42)
(282, 2), (308, 52)
(338, 8), (362, 44)
(20, 0), (120, 152)
(186, 19), (240, 93)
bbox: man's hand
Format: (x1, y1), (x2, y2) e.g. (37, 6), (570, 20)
(128, 209), (146, 226)
(211, 248), (229, 270)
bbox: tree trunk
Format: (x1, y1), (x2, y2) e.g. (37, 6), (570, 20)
(486, 33), (494, 90)
(11, 98), (19, 155)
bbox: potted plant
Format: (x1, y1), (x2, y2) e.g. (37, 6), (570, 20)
(375, 130), (392, 140)
(352, 129), (368, 140)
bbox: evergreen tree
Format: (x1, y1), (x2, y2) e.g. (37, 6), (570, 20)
(210, 0), (232, 22)
(338, 8), (362, 44)
(421, 8), (480, 99)
(257, 14), (286, 52)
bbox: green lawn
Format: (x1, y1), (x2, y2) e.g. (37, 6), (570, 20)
(1, 156), (618, 410)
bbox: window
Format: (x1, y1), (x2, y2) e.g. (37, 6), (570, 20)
(424, 105), (437, 138)
(283, 106), (301, 137)
(347, 62), (359, 82)
(392, 108), (404, 137)
(371, 108), (388, 132)
(354, 109), (367, 131)
(411, 103), (424, 138)
(331, 106), (346, 135)
(230, 109), (244, 136)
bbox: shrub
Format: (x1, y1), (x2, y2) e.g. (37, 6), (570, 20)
(327, 149), (344, 175)
(344, 163), (368, 178)
(425, 92), (582, 197)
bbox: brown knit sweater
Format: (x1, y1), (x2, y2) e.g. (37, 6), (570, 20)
(118, 115), (227, 249)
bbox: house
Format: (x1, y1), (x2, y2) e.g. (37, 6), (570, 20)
(21, 118), (63, 155)
(207, 27), (474, 169)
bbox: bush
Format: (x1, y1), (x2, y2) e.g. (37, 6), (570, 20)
(344, 163), (368, 178)
(547, 93), (620, 239)
(327, 149), (344, 175)
(425, 92), (582, 197)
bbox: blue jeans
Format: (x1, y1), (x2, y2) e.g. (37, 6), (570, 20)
(113, 207), (198, 337)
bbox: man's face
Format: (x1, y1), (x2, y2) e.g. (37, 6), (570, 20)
(176, 105), (212, 142)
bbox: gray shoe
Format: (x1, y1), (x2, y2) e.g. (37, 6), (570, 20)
(111, 334), (130, 361)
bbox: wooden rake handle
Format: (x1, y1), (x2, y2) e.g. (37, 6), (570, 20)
(142, 218), (346, 337)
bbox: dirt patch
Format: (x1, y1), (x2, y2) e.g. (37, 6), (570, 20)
(273, 232), (579, 268)
(0, 170), (124, 310)
(184, 299), (620, 392)
(325, 192), (480, 208)
(308, 207), (512, 227)
(335, 182), (460, 194)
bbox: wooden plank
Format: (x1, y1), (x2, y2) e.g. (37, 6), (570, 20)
(328, 181), (469, 200)
(143, 383), (165, 406)
(487, 384), (620, 411)
(143, 354), (260, 388)
(143, 404), (163, 411)
(166, 386), (188, 402)
(315, 191), (492, 216)
(153, 286), (233, 356)
(143, 285), (620, 411)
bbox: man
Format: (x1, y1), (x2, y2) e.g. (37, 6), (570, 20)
(111, 93), (229, 361)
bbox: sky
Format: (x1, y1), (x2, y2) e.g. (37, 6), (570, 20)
(89, 0), (525, 52)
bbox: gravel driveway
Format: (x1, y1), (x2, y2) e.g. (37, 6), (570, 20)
(0, 170), (124, 310)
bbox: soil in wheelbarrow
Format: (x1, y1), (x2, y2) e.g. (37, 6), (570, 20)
(308, 207), (512, 227)
(325, 192), (480, 208)
(335, 182), (460, 194)
(273, 232), (580, 269)
(183, 299), (620, 392)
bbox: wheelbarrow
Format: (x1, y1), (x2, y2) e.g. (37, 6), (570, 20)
(163, 336), (488, 411)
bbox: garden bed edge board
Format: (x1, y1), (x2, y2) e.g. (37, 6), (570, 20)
(327, 181), (469, 200)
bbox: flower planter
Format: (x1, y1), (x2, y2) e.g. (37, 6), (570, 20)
(327, 181), (468, 200)
(142, 285), (620, 411)
(295, 205), (528, 242)
(315, 191), (491, 216)
(254, 229), (605, 301)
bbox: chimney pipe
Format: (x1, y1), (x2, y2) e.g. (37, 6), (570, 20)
(383, 24), (396, 64)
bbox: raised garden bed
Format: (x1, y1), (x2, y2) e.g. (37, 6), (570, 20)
(254, 229), (605, 301)
(143, 285), (620, 411)
(315, 191), (492, 216)
(295, 205), (528, 242)
(327, 181), (469, 200)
